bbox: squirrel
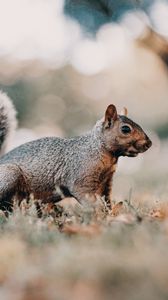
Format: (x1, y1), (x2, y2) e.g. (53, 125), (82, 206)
(0, 91), (152, 213)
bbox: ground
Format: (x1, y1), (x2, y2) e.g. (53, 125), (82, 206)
(0, 187), (168, 300)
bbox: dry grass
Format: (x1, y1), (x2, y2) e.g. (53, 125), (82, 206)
(0, 192), (168, 300)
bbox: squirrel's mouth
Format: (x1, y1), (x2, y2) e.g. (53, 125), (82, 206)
(116, 147), (139, 157)
(123, 151), (139, 157)
(123, 146), (147, 157)
(115, 138), (152, 158)
(124, 138), (152, 157)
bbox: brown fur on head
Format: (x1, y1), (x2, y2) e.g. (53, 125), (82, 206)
(102, 104), (152, 157)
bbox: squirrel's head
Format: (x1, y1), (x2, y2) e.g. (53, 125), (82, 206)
(101, 104), (152, 157)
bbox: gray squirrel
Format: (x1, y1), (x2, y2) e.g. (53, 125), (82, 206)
(0, 91), (152, 213)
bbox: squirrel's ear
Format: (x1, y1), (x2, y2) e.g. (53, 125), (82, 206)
(120, 107), (128, 116)
(104, 104), (117, 129)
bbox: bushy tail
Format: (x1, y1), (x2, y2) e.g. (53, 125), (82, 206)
(0, 91), (17, 156)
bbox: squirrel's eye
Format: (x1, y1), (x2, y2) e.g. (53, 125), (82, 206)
(121, 125), (132, 134)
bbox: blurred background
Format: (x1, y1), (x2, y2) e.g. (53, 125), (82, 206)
(0, 0), (168, 201)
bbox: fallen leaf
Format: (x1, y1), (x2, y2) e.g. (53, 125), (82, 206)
(61, 223), (101, 237)
(110, 201), (124, 216)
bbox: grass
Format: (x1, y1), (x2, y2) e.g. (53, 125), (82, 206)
(0, 191), (168, 300)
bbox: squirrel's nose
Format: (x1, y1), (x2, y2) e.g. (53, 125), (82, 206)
(143, 137), (152, 150)
(135, 137), (152, 152)
(146, 137), (152, 149)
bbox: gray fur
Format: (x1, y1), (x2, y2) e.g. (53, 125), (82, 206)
(0, 91), (17, 155)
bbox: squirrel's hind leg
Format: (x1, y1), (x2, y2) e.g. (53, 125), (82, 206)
(0, 164), (27, 214)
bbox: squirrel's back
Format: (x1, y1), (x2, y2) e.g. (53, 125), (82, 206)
(0, 136), (65, 165)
